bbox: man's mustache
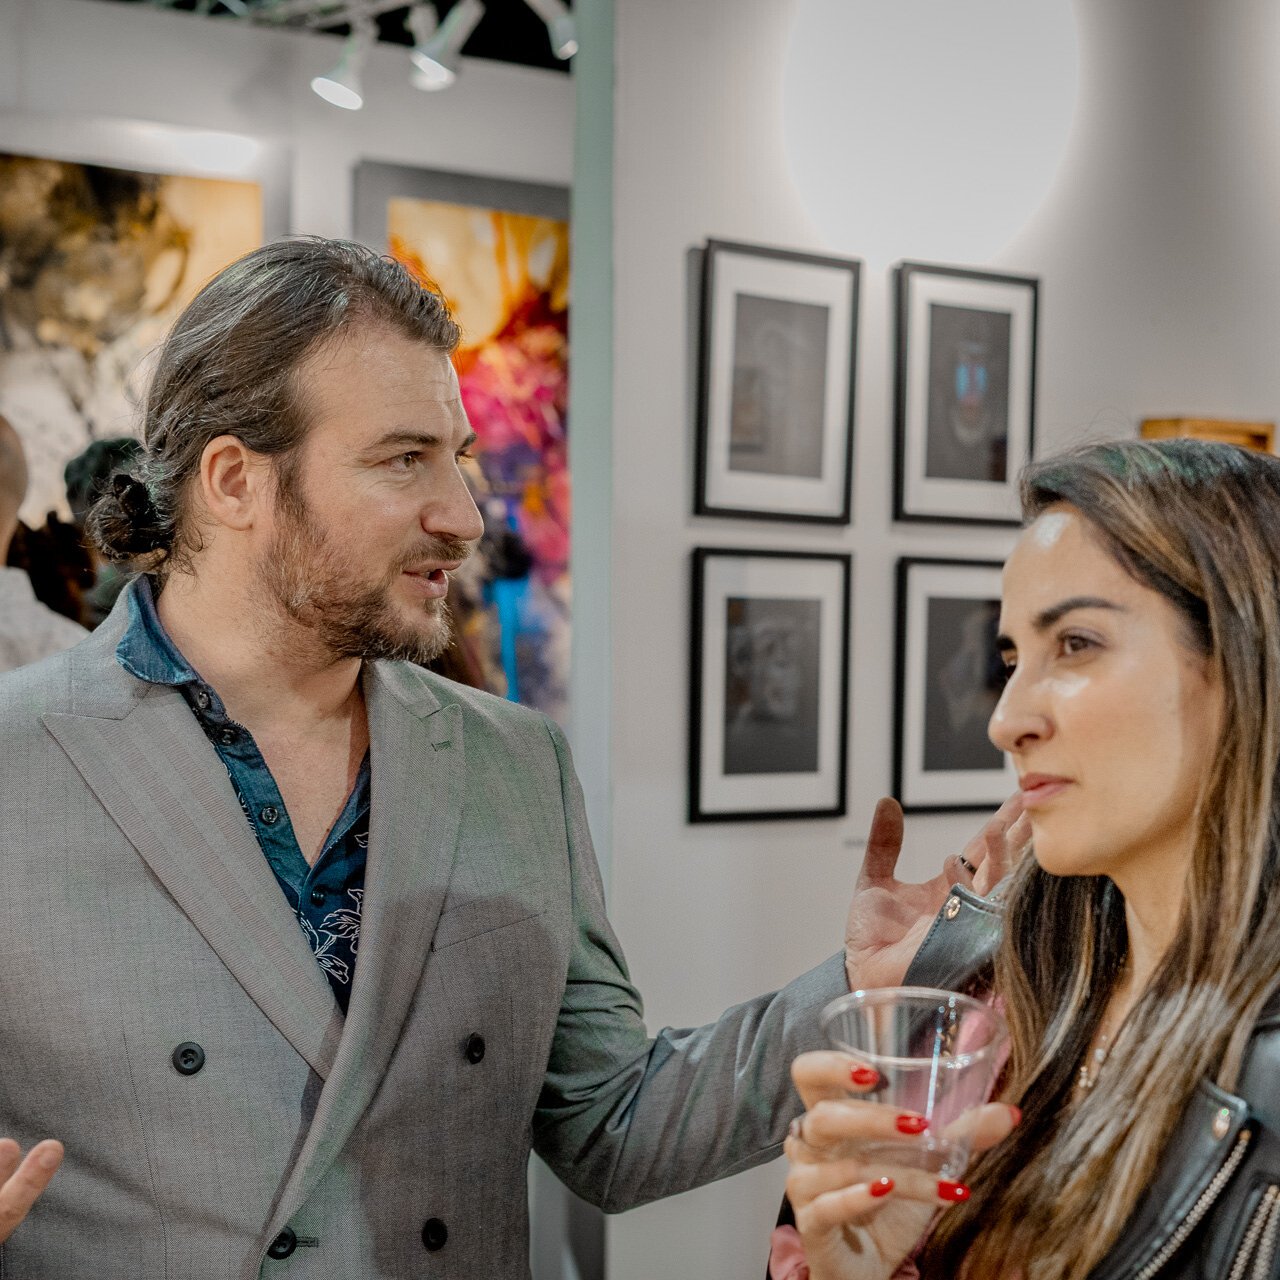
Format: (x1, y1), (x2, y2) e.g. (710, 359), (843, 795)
(393, 537), (474, 572)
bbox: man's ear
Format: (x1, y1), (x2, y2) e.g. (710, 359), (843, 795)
(199, 435), (272, 531)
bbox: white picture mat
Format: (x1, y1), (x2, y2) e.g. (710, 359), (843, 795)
(706, 253), (854, 516)
(699, 555), (847, 813)
(901, 562), (1017, 807)
(903, 273), (1034, 521)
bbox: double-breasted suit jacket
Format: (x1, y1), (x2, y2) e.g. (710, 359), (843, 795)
(0, 603), (844, 1278)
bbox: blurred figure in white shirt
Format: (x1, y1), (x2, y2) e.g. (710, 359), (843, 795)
(0, 416), (86, 674)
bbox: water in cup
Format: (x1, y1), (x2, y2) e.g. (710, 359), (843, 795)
(821, 986), (1009, 1179)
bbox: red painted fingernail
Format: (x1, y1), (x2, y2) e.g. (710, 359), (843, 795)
(1009, 1105), (1023, 1126)
(938, 1180), (970, 1202)
(896, 1114), (928, 1135)
(850, 1066), (879, 1087)
(869, 1177), (894, 1198)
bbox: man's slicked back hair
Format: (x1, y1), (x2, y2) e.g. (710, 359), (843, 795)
(87, 236), (460, 570)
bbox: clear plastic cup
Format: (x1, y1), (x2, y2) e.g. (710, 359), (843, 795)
(820, 986), (1009, 1179)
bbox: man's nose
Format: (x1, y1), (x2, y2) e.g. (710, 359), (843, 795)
(424, 469), (484, 545)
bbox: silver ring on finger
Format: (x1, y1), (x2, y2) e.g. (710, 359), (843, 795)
(786, 1114), (815, 1155)
(958, 855), (977, 875)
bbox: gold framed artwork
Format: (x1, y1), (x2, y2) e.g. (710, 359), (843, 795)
(1140, 418), (1275, 454)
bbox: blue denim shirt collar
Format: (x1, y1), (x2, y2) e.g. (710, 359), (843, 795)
(116, 574), (201, 688)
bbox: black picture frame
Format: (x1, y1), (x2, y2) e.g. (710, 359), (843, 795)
(893, 261), (1039, 526)
(893, 557), (1016, 813)
(689, 548), (852, 823)
(695, 239), (860, 525)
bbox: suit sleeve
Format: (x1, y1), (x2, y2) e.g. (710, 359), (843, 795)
(530, 718), (848, 1213)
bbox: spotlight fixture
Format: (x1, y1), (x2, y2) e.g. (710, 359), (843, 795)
(310, 14), (376, 110)
(523, 0), (577, 60)
(409, 0), (486, 91)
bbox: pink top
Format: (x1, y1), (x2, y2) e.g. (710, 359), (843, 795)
(768, 1226), (921, 1280)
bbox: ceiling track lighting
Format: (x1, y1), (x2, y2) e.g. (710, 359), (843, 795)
(309, 12), (376, 108)
(408, 0), (486, 91)
(521, 0), (576, 60)
(142, 0), (573, 102)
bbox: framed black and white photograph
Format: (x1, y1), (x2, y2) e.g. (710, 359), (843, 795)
(894, 558), (1017, 812)
(689, 549), (851, 822)
(696, 240), (860, 524)
(893, 261), (1038, 525)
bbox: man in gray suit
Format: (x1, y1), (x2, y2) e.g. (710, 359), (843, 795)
(0, 239), (1015, 1278)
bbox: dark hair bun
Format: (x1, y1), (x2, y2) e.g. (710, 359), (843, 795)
(84, 472), (171, 563)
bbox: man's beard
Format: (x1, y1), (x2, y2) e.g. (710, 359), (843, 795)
(259, 479), (471, 667)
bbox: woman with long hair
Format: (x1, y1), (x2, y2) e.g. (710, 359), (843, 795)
(778, 437), (1280, 1280)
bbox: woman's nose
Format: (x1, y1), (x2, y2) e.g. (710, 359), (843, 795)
(988, 672), (1051, 754)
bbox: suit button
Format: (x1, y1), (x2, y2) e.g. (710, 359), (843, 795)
(171, 1042), (206, 1076)
(421, 1218), (448, 1251)
(267, 1227), (297, 1259)
(464, 1033), (486, 1064)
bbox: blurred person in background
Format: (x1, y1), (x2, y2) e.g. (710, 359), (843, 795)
(63, 435), (144, 626)
(0, 414), (86, 672)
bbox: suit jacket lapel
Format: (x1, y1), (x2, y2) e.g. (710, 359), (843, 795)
(42, 616), (344, 1080)
(267, 660), (464, 1229)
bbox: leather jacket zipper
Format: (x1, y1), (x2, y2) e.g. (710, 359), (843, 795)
(1227, 1183), (1280, 1280)
(1135, 1128), (1252, 1278)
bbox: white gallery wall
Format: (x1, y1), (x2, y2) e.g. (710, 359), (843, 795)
(603, 0), (1280, 1276)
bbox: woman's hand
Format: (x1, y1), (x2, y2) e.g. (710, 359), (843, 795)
(784, 1053), (1017, 1280)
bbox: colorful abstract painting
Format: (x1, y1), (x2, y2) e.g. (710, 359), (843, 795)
(387, 198), (571, 725)
(0, 152), (263, 526)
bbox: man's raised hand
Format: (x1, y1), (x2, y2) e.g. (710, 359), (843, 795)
(842, 795), (1029, 990)
(0, 1139), (61, 1245)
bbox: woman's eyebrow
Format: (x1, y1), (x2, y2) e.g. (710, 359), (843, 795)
(996, 597), (1125, 653)
(1032, 596), (1124, 631)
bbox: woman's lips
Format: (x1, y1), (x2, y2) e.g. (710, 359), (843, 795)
(1019, 775), (1072, 807)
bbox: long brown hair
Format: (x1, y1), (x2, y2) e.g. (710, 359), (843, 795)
(922, 439), (1280, 1278)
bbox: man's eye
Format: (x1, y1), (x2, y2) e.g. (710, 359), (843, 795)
(390, 452), (420, 471)
(457, 449), (475, 463)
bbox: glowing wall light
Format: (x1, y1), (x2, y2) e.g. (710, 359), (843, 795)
(782, 0), (1080, 266)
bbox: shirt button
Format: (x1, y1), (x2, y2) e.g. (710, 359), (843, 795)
(171, 1042), (206, 1076)
(194, 690), (211, 711)
(260, 805), (280, 826)
(266, 1227), (297, 1260)
(218, 727), (238, 746)
(309, 889), (326, 906)
(464, 1033), (486, 1064)
(421, 1218), (448, 1252)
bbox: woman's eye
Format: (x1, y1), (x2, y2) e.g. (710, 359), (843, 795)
(1059, 632), (1094, 657)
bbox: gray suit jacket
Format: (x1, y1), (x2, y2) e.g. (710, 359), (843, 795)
(0, 601), (845, 1278)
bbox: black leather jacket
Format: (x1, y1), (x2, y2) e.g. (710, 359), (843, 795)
(773, 886), (1280, 1279)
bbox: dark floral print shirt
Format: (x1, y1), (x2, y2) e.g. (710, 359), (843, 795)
(116, 576), (368, 1014)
